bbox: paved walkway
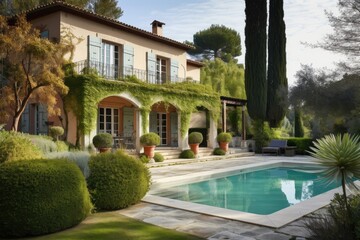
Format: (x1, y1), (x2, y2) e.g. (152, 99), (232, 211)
(118, 155), (321, 240)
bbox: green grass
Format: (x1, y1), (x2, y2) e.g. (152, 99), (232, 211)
(19, 212), (203, 240)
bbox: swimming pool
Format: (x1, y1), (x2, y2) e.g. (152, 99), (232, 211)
(153, 167), (339, 215)
(143, 160), (345, 228)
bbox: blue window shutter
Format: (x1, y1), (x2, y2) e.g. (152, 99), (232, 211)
(123, 44), (134, 77)
(88, 35), (102, 63)
(147, 52), (156, 83)
(170, 59), (179, 82)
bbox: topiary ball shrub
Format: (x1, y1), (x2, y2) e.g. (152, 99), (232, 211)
(154, 152), (164, 162)
(188, 132), (203, 144)
(88, 152), (151, 210)
(216, 132), (233, 143)
(140, 132), (160, 146)
(49, 126), (64, 141)
(92, 133), (113, 149)
(213, 148), (226, 155)
(179, 149), (196, 159)
(0, 132), (43, 163)
(0, 159), (92, 238)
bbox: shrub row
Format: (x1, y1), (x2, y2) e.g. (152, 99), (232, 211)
(280, 137), (314, 155)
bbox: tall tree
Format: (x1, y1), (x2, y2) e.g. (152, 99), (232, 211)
(311, 0), (360, 73)
(294, 107), (304, 137)
(200, 59), (246, 99)
(266, 0), (288, 128)
(0, 0), (123, 19)
(0, 16), (70, 131)
(244, 0), (267, 121)
(188, 25), (241, 62)
(92, 0), (123, 19)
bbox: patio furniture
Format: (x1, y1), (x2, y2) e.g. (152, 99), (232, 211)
(124, 132), (136, 150)
(262, 140), (288, 155)
(113, 135), (125, 149)
(284, 146), (297, 156)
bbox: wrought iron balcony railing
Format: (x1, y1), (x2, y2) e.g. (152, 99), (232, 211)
(74, 60), (198, 84)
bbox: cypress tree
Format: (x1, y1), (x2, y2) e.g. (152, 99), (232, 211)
(266, 0), (288, 127)
(244, 0), (267, 121)
(294, 108), (304, 137)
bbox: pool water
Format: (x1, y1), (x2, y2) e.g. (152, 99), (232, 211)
(154, 167), (341, 215)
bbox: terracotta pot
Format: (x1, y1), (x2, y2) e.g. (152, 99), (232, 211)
(189, 143), (200, 155)
(219, 142), (229, 152)
(143, 145), (156, 158)
(99, 147), (112, 153)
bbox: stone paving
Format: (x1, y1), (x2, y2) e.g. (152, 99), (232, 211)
(118, 155), (322, 240)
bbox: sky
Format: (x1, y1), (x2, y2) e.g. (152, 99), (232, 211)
(117, 0), (344, 85)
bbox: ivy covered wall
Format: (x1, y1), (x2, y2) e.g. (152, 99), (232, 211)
(64, 75), (220, 141)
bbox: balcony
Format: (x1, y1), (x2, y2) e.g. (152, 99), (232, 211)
(74, 60), (197, 84)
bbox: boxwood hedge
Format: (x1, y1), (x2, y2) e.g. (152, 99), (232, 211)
(88, 152), (151, 210)
(281, 137), (314, 155)
(0, 159), (92, 238)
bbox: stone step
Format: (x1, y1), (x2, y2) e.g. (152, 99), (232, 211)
(148, 151), (255, 167)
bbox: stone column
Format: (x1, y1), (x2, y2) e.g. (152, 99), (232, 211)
(135, 109), (144, 153)
(208, 114), (217, 148)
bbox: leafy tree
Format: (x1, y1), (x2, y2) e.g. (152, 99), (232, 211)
(290, 65), (360, 137)
(244, 0), (267, 122)
(92, 0), (123, 19)
(188, 25), (241, 62)
(0, 16), (70, 131)
(200, 59), (246, 99)
(310, 0), (360, 73)
(266, 0), (288, 128)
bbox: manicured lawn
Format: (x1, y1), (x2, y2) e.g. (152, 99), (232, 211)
(25, 212), (204, 240)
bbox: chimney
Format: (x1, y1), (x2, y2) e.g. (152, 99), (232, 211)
(151, 20), (165, 36)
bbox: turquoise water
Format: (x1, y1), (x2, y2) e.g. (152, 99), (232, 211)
(155, 167), (342, 215)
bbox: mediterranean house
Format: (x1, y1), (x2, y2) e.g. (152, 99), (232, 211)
(3, 0), (232, 152)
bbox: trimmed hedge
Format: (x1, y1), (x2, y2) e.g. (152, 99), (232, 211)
(88, 152), (151, 210)
(0, 159), (92, 238)
(179, 149), (195, 159)
(213, 148), (226, 155)
(0, 132), (43, 163)
(281, 137), (314, 155)
(92, 133), (113, 149)
(188, 132), (203, 144)
(140, 132), (161, 146)
(154, 152), (164, 162)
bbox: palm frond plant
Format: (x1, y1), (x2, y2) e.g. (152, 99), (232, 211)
(309, 133), (360, 213)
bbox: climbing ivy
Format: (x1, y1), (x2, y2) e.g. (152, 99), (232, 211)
(65, 74), (220, 140)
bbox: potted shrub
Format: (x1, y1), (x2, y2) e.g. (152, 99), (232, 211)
(188, 132), (203, 155)
(92, 133), (113, 153)
(217, 132), (233, 152)
(140, 132), (160, 159)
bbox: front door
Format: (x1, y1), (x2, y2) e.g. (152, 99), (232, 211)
(150, 112), (167, 146)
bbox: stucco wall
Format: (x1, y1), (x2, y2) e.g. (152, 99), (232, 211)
(189, 111), (206, 128)
(59, 12), (190, 75)
(186, 63), (201, 82)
